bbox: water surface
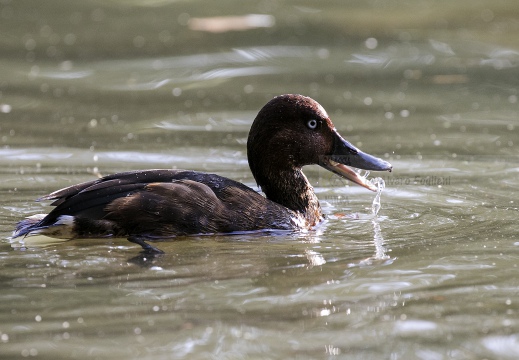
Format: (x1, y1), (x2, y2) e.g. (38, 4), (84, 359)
(1, 0), (518, 359)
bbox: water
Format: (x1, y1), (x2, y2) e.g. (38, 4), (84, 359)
(1, 0), (519, 359)
(370, 176), (385, 216)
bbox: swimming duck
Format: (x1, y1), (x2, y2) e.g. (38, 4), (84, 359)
(13, 94), (392, 253)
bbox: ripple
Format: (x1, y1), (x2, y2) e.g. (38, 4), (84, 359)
(356, 281), (412, 293)
(94, 46), (314, 71)
(347, 40), (519, 71)
(0, 149), (73, 161)
(482, 334), (519, 359)
(193, 66), (279, 81)
(394, 319), (438, 334)
(108, 66), (280, 91)
(426, 263), (495, 270)
(36, 70), (93, 80)
(98, 151), (247, 165)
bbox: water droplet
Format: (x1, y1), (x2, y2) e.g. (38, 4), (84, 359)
(0, 104), (12, 113)
(365, 37), (378, 50)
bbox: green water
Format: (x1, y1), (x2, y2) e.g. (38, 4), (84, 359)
(1, 0), (518, 359)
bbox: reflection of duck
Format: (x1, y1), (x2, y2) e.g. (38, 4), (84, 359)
(13, 94), (392, 253)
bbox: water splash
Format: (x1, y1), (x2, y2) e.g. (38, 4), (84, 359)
(369, 177), (385, 217)
(371, 218), (389, 260)
(370, 177), (389, 260)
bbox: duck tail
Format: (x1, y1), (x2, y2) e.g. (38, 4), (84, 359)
(12, 215), (76, 239)
(12, 214), (47, 238)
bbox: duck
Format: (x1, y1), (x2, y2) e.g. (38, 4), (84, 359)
(13, 94), (392, 253)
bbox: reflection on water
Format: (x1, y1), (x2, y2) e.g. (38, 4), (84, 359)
(188, 14), (275, 33)
(1, 0), (519, 358)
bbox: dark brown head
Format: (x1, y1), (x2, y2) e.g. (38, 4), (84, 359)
(247, 94), (392, 196)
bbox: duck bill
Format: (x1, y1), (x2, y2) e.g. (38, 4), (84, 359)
(320, 131), (392, 192)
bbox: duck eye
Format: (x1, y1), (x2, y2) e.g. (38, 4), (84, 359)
(307, 119), (318, 130)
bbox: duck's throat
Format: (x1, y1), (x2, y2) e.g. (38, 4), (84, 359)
(259, 169), (322, 227)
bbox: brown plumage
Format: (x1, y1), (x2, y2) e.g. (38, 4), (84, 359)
(13, 94), (392, 253)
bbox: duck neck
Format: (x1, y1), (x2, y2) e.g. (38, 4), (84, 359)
(256, 168), (322, 227)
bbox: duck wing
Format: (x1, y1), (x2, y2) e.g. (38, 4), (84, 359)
(21, 169), (296, 238)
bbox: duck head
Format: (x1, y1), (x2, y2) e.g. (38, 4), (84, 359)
(247, 94), (392, 199)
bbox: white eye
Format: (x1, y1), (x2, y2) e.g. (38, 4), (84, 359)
(307, 119), (318, 129)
